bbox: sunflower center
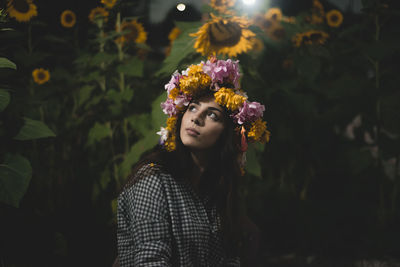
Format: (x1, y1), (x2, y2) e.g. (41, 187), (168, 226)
(330, 14), (338, 22)
(209, 21), (242, 47)
(13, 0), (30, 13)
(37, 72), (45, 80)
(309, 33), (322, 42)
(262, 19), (273, 29)
(124, 24), (139, 41)
(272, 28), (285, 39)
(65, 14), (73, 23)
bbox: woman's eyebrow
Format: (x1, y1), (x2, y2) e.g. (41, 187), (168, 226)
(208, 106), (223, 113)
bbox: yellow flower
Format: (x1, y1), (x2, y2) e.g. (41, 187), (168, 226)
(310, 0), (324, 24)
(166, 27), (182, 56)
(168, 87), (180, 100)
(266, 21), (286, 41)
(168, 27), (182, 43)
(165, 116), (177, 151)
(32, 68), (50, 85)
(210, 0), (236, 14)
(60, 10), (76, 28)
(292, 30), (329, 47)
(250, 37), (264, 52)
(247, 119), (270, 143)
(326, 9), (343, 27)
(190, 14), (256, 57)
(101, 0), (117, 9)
(88, 7), (109, 23)
(265, 8), (282, 22)
(115, 19), (147, 45)
(214, 87), (246, 111)
(282, 16), (296, 24)
(166, 116), (177, 132)
(7, 0), (37, 22)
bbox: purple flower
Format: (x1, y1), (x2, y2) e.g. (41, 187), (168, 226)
(234, 101), (265, 124)
(164, 71), (181, 94)
(161, 98), (177, 116)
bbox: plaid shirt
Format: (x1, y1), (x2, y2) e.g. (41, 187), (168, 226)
(117, 163), (240, 266)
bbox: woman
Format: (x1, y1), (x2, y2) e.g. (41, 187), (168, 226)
(116, 57), (270, 266)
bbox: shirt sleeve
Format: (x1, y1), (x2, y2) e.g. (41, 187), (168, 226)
(117, 164), (172, 266)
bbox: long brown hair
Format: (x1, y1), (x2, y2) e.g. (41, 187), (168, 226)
(123, 92), (244, 257)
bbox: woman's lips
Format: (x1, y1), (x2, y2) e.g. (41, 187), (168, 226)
(186, 128), (200, 136)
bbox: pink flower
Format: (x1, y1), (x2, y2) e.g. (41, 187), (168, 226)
(164, 71), (181, 94)
(202, 59), (241, 89)
(161, 98), (177, 116)
(174, 94), (191, 108)
(234, 101), (265, 124)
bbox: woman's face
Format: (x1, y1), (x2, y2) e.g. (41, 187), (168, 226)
(180, 96), (226, 151)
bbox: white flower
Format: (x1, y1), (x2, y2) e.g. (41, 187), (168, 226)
(156, 127), (169, 143)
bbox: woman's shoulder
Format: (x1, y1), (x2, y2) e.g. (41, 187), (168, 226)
(122, 162), (173, 191)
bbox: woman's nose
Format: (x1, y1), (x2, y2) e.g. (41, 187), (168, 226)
(191, 117), (201, 125)
(191, 112), (204, 126)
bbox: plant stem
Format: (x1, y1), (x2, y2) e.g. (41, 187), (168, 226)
(98, 23), (106, 91)
(116, 12), (129, 153)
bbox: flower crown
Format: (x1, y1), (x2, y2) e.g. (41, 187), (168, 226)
(157, 57), (270, 153)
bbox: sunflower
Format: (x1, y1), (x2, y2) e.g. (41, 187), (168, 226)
(115, 19), (147, 45)
(60, 10), (76, 28)
(210, 0), (236, 14)
(265, 7), (282, 22)
(32, 68), (50, 85)
(7, 0), (37, 22)
(250, 37), (264, 52)
(292, 30), (329, 47)
(165, 27), (182, 56)
(266, 22), (285, 41)
(168, 27), (182, 43)
(310, 0), (324, 24)
(190, 14), (256, 57)
(326, 9), (343, 27)
(101, 0), (117, 9)
(88, 7), (109, 23)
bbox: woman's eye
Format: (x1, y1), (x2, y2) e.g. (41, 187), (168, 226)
(188, 105), (196, 111)
(208, 112), (218, 120)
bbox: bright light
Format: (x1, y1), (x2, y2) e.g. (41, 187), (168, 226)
(177, 3), (186, 11)
(242, 0), (256, 5)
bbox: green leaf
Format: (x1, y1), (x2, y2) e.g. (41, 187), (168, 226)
(77, 85), (96, 107)
(14, 117), (56, 140)
(79, 70), (101, 82)
(294, 54), (320, 81)
(245, 143), (265, 177)
(87, 122), (111, 146)
(119, 131), (159, 179)
(106, 88), (133, 104)
(119, 92), (168, 179)
(151, 92), (168, 128)
(0, 154), (32, 208)
(91, 52), (117, 66)
(156, 22), (202, 77)
(126, 113), (152, 137)
(116, 57), (144, 77)
(0, 89), (11, 112)
(0, 57), (16, 70)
